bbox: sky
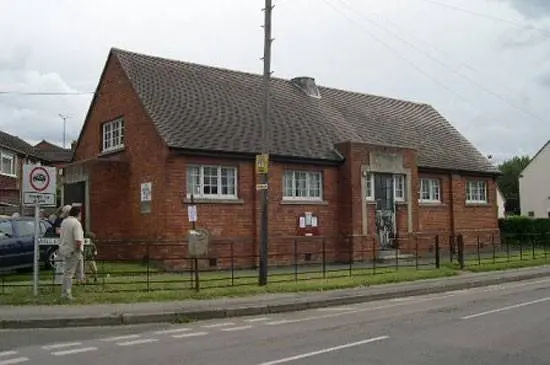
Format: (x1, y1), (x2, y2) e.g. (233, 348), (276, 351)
(0, 0), (549, 164)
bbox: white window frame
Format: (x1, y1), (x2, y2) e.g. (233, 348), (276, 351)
(419, 178), (441, 203)
(466, 180), (487, 204)
(393, 174), (405, 202)
(365, 173), (374, 201)
(102, 118), (125, 153)
(283, 170), (323, 201)
(0, 151), (15, 177)
(186, 164), (238, 199)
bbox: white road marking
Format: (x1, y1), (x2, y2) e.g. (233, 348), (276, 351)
(0, 358), (29, 365)
(266, 320), (292, 325)
(154, 328), (192, 335)
(51, 347), (98, 356)
(256, 336), (390, 365)
(172, 331), (209, 339)
(42, 342), (82, 350)
(221, 325), (253, 332)
(0, 352), (17, 358)
(462, 296), (550, 320)
(101, 334), (141, 342)
(201, 322), (236, 328)
(244, 317), (270, 323)
(117, 338), (159, 346)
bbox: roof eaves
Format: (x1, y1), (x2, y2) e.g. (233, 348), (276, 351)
(519, 139), (549, 176)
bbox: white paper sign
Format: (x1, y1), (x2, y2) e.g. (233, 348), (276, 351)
(140, 182), (152, 202)
(188, 205), (197, 222)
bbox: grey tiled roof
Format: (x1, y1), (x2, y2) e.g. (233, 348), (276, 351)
(0, 130), (41, 158)
(113, 48), (498, 173)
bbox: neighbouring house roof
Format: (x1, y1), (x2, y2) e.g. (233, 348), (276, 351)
(34, 140), (73, 163)
(0, 130), (42, 159)
(520, 139), (549, 177)
(110, 48), (498, 173)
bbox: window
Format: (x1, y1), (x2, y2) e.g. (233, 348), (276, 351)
(528, 211), (535, 217)
(14, 220), (35, 236)
(419, 178), (441, 203)
(0, 151), (14, 176)
(186, 165), (237, 199)
(394, 174), (405, 201)
(283, 170), (323, 200)
(466, 180), (487, 203)
(102, 118), (125, 152)
(365, 173), (374, 200)
(0, 220), (13, 237)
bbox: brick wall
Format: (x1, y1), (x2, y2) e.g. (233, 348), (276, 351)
(72, 53), (169, 241)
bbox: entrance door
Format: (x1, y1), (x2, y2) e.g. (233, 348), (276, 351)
(63, 182), (86, 232)
(374, 174), (395, 249)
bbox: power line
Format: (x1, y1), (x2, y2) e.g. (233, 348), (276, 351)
(414, 0), (550, 39)
(0, 91), (94, 95)
(334, 0), (547, 124)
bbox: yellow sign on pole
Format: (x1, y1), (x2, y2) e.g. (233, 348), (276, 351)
(256, 153), (269, 174)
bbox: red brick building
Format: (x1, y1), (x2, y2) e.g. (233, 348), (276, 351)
(64, 48), (500, 266)
(0, 131), (49, 215)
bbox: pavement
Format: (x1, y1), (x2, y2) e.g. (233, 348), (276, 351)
(2, 272), (550, 364)
(2, 265), (550, 330)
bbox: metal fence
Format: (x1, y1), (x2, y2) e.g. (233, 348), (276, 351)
(0, 232), (548, 295)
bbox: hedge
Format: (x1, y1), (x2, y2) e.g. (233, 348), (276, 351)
(499, 217), (550, 244)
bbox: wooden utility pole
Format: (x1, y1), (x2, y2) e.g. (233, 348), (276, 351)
(259, 0), (273, 286)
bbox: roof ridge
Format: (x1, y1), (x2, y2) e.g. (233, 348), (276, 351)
(111, 47), (429, 108)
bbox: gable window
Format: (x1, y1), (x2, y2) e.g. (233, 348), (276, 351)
(419, 178), (441, 203)
(283, 170), (322, 200)
(0, 151), (15, 176)
(102, 118), (125, 152)
(394, 174), (405, 201)
(466, 180), (487, 204)
(186, 165), (237, 199)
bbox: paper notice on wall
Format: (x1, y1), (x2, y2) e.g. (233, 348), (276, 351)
(299, 216), (306, 228)
(311, 216), (318, 227)
(188, 205), (197, 222)
(305, 212), (313, 226)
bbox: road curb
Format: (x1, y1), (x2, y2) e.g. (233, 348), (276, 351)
(2, 270), (550, 329)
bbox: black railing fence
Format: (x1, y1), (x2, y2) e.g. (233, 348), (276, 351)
(0, 232), (548, 295)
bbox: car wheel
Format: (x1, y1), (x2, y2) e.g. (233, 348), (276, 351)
(46, 248), (59, 270)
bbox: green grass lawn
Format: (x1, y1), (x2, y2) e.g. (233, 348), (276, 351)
(444, 249), (550, 272)
(0, 265), (457, 305)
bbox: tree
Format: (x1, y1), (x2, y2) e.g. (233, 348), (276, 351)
(497, 156), (531, 214)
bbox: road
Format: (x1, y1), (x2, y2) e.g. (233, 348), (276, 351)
(2, 277), (550, 364)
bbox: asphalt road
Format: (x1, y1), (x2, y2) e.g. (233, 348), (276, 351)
(3, 277), (550, 364)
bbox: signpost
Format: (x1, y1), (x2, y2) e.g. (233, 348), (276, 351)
(23, 164), (57, 296)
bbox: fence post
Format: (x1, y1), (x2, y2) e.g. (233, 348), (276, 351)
(231, 241), (235, 286)
(349, 238), (353, 277)
(322, 237), (326, 279)
(491, 233), (502, 264)
(520, 238), (524, 261)
(507, 237), (511, 263)
(449, 235), (454, 263)
(146, 243), (150, 292)
(395, 236), (399, 271)
(477, 235), (481, 265)
(372, 236), (377, 275)
(435, 235), (440, 269)
(294, 239), (298, 282)
(532, 235), (536, 260)
(415, 236), (419, 270)
(457, 234), (465, 270)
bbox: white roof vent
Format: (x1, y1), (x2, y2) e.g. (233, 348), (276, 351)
(291, 77), (321, 98)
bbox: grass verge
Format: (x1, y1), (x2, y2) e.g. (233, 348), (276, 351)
(0, 267), (456, 305)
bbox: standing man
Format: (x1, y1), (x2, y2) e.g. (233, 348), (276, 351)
(58, 205), (85, 300)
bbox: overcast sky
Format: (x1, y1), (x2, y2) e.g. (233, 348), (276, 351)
(1, 0), (549, 163)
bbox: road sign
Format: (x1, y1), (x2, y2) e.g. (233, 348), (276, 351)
(256, 183), (268, 190)
(255, 154), (269, 174)
(22, 164), (56, 207)
(24, 193), (55, 205)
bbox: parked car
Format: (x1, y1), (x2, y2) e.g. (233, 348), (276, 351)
(0, 217), (56, 272)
